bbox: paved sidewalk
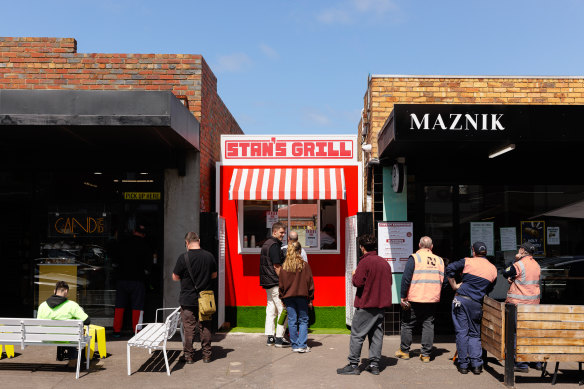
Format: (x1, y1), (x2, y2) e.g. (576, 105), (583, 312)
(0, 333), (581, 388)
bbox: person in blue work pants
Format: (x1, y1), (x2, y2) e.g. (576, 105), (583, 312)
(446, 242), (497, 375)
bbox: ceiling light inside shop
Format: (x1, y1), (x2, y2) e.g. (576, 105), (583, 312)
(139, 172), (149, 175)
(84, 182), (98, 188)
(114, 179), (154, 183)
(489, 144), (515, 159)
(93, 172), (103, 175)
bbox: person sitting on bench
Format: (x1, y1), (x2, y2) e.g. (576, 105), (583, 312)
(37, 281), (90, 362)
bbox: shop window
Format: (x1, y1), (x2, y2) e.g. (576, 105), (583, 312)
(240, 199), (339, 253)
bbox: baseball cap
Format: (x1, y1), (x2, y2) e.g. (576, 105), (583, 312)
(520, 242), (535, 255)
(472, 241), (487, 255)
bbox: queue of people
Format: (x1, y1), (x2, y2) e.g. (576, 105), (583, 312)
(37, 227), (541, 376)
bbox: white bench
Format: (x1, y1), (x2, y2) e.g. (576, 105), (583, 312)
(0, 318), (91, 379)
(127, 307), (183, 376)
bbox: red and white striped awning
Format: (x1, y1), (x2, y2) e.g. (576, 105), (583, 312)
(229, 168), (346, 200)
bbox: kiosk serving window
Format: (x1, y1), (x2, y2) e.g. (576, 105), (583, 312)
(240, 199), (339, 253)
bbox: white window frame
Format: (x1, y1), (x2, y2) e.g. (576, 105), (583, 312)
(237, 199), (340, 255)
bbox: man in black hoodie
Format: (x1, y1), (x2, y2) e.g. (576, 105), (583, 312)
(260, 221), (289, 347)
(37, 281), (90, 361)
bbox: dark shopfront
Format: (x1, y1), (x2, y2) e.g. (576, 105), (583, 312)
(377, 104), (584, 330)
(0, 90), (201, 325)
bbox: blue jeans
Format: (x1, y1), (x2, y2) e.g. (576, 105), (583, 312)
(283, 297), (309, 349)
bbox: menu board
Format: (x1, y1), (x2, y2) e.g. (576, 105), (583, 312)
(500, 227), (517, 251)
(520, 221), (546, 256)
(378, 221), (413, 273)
(470, 222), (494, 256)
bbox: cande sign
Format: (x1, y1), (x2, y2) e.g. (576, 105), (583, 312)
(221, 135), (357, 166)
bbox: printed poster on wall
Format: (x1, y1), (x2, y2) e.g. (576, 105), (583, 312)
(378, 221), (413, 273)
(500, 227), (517, 251)
(547, 227), (560, 245)
(520, 221), (546, 256)
(266, 211), (278, 228)
(470, 222), (494, 256)
(305, 229), (317, 247)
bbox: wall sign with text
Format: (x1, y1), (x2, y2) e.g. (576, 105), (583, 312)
(221, 135), (358, 165)
(48, 212), (109, 237)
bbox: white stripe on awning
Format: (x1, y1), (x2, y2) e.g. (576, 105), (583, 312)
(228, 168), (346, 200)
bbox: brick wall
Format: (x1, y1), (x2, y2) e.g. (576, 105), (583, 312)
(358, 75), (584, 210)
(0, 36), (243, 210)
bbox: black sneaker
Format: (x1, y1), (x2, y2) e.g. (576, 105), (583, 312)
(457, 366), (469, 374)
(275, 337), (290, 348)
(266, 336), (275, 346)
(365, 364), (380, 375)
(471, 366), (482, 375)
(337, 364), (360, 375)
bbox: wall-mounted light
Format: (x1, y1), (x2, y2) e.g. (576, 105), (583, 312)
(362, 143), (372, 152)
(489, 144), (515, 159)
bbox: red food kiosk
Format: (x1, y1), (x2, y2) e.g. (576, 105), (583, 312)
(216, 135), (362, 328)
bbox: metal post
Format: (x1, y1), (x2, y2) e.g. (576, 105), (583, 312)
(504, 303), (517, 387)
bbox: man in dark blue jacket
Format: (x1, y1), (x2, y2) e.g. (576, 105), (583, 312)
(446, 242), (497, 375)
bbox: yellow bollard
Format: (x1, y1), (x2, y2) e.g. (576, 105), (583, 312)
(85, 325), (107, 359)
(0, 345), (15, 358)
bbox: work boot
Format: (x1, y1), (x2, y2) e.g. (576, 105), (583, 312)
(337, 364), (360, 375)
(514, 366), (529, 373)
(457, 366), (469, 374)
(471, 366), (482, 375)
(395, 350), (410, 360)
(420, 354), (431, 363)
(365, 364), (380, 375)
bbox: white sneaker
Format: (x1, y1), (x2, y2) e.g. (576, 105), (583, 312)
(293, 347), (310, 353)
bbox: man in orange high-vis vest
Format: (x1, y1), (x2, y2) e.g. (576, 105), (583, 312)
(395, 236), (445, 363)
(503, 242), (541, 373)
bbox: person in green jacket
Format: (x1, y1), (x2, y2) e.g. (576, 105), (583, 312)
(37, 281), (90, 361)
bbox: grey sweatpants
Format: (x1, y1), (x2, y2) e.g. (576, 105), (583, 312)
(348, 307), (385, 366)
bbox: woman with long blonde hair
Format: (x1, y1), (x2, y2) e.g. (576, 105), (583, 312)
(279, 241), (314, 353)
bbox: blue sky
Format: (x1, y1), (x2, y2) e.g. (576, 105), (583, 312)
(2, 1), (584, 134)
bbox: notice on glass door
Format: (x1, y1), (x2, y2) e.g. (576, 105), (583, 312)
(500, 227), (517, 251)
(547, 226), (560, 245)
(470, 222), (494, 256)
(378, 221), (413, 273)
(266, 211), (278, 228)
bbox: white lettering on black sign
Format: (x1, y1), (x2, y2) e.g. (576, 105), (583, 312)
(409, 113), (505, 131)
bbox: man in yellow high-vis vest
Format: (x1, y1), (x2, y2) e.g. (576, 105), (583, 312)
(395, 236), (444, 363)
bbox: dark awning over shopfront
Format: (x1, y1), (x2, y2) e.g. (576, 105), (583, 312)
(0, 90), (199, 172)
(377, 104), (584, 184)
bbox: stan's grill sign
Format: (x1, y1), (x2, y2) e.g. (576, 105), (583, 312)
(224, 138), (353, 159)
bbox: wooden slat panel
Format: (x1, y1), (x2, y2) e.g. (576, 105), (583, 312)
(482, 318), (503, 336)
(518, 321), (584, 330)
(0, 326), (22, 333)
(482, 310), (502, 326)
(482, 335), (503, 359)
(517, 354), (584, 362)
(483, 296), (503, 310)
(482, 324), (502, 340)
(517, 329), (584, 338)
(20, 319), (83, 327)
(517, 304), (584, 314)
(483, 303), (503, 320)
(517, 345), (584, 354)
(24, 326), (80, 334)
(518, 313), (584, 322)
(22, 333), (82, 342)
(518, 338), (584, 346)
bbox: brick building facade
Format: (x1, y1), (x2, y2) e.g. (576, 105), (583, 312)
(0, 36), (242, 211)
